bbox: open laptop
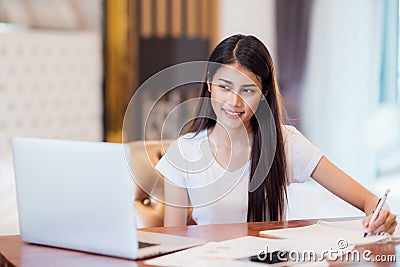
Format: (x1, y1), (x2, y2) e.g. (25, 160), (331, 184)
(12, 137), (205, 260)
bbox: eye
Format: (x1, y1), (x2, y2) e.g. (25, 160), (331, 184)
(218, 84), (231, 91)
(243, 88), (255, 93)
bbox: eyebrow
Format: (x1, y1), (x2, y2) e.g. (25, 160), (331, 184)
(218, 78), (257, 87)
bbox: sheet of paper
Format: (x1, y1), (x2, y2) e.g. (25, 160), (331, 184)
(145, 236), (267, 267)
(145, 236), (350, 267)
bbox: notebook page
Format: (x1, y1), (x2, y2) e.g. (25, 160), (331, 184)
(259, 219), (389, 246)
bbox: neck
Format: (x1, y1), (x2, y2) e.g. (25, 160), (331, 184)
(208, 123), (252, 147)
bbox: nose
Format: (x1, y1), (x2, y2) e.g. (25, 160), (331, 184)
(230, 91), (243, 107)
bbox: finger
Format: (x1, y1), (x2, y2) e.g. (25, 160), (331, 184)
(376, 219), (397, 235)
(383, 220), (397, 235)
(384, 215), (398, 234)
(384, 213), (397, 230)
(370, 216), (397, 234)
(363, 214), (372, 228)
(373, 224), (388, 234)
(368, 210), (390, 233)
(386, 221), (397, 235)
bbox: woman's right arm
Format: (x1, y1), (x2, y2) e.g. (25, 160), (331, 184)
(164, 178), (189, 226)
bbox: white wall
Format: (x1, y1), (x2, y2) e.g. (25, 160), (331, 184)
(218, 0), (276, 60)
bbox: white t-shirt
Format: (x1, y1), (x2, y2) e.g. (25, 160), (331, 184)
(156, 125), (323, 225)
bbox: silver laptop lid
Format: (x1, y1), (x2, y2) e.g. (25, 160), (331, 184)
(12, 137), (139, 259)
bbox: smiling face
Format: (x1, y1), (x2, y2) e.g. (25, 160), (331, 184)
(209, 62), (263, 132)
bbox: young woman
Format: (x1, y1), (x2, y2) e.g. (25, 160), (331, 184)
(156, 34), (397, 234)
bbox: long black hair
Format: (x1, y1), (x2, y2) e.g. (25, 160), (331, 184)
(185, 34), (288, 221)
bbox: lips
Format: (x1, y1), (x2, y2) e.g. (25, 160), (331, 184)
(222, 108), (244, 119)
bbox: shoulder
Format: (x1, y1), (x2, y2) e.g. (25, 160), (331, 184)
(281, 125), (302, 139)
(281, 125), (315, 146)
(280, 124), (318, 150)
(174, 129), (207, 148)
(180, 129), (207, 142)
(164, 129), (207, 159)
(280, 125), (323, 183)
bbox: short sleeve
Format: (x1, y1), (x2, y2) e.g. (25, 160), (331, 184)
(155, 140), (187, 188)
(283, 125), (323, 184)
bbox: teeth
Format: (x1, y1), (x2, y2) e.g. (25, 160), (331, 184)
(225, 109), (240, 115)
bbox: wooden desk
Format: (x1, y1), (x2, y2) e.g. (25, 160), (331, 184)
(0, 219), (398, 266)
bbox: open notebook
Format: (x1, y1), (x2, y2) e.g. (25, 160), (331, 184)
(260, 219), (400, 247)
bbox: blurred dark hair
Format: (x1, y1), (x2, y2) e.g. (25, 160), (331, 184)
(185, 34), (288, 222)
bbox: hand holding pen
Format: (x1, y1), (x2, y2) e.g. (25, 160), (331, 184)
(363, 189), (396, 237)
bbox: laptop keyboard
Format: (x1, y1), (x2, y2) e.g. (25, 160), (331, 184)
(138, 241), (158, 249)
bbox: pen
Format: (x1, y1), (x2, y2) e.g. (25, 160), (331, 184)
(363, 189), (390, 237)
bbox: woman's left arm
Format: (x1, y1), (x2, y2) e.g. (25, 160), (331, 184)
(311, 156), (397, 234)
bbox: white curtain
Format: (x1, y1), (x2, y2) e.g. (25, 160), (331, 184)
(301, 0), (385, 184)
